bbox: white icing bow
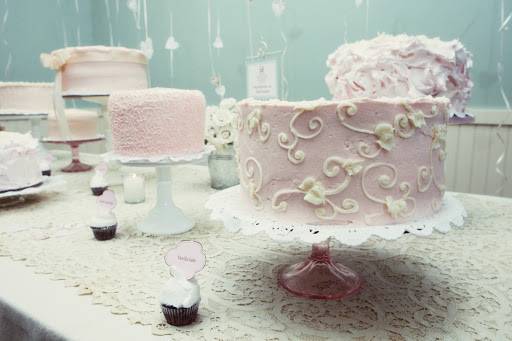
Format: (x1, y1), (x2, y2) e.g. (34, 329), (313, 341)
(374, 123), (395, 151)
(298, 177), (326, 206)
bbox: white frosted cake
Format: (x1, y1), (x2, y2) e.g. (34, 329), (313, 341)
(47, 109), (98, 141)
(0, 132), (44, 193)
(109, 88), (206, 157)
(236, 97), (449, 226)
(325, 34), (473, 114)
(40, 46), (149, 96)
(0, 82), (54, 114)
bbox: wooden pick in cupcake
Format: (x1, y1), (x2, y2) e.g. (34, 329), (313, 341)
(90, 162), (109, 196)
(90, 189), (118, 241)
(160, 241), (206, 326)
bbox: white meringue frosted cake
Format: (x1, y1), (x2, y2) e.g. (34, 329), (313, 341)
(325, 34), (473, 114)
(0, 132), (44, 193)
(236, 97), (449, 226)
(40, 46), (149, 96)
(0, 82), (54, 114)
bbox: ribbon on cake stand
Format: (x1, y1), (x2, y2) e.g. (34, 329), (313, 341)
(206, 186), (466, 300)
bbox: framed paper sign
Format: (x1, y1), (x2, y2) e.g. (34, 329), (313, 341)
(246, 51), (281, 100)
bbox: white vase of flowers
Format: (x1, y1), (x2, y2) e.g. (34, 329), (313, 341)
(205, 98), (240, 190)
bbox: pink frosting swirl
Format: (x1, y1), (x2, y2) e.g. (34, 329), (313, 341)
(325, 34), (473, 113)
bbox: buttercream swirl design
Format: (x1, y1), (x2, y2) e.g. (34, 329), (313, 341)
(361, 162), (416, 222)
(246, 108), (270, 143)
(337, 102), (440, 159)
(239, 157), (264, 209)
(272, 156), (360, 220)
(416, 122), (448, 193)
(278, 106), (324, 164)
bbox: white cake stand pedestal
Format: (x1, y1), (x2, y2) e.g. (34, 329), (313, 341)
(104, 148), (213, 235)
(206, 186), (467, 300)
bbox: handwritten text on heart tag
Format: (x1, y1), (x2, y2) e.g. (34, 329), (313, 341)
(164, 241), (206, 279)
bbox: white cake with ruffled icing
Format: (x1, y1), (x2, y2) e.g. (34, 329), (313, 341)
(0, 132), (44, 193)
(325, 34), (473, 113)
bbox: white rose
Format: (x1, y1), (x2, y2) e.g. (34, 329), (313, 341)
(299, 177), (326, 206)
(342, 159), (364, 176)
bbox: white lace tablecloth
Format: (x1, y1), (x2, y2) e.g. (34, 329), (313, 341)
(1, 163), (512, 340)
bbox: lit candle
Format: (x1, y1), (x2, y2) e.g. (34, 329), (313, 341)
(123, 173), (145, 204)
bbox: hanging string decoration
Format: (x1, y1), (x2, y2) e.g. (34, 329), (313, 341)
(213, 16), (224, 55)
(75, 0), (81, 45)
(139, 0), (153, 59)
(246, 0), (255, 57)
(127, 0), (141, 30)
(272, 0), (289, 100)
(355, 0), (370, 36)
(2, 0), (10, 79)
(104, 0), (114, 45)
(165, 11), (180, 80)
(207, 0), (225, 101)
(495, 0), (511, 194)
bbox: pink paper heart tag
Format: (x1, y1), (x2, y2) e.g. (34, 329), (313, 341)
(164, 241), (206, 279)
(97, 189), (116, 211)
(95, 162), (108, 174)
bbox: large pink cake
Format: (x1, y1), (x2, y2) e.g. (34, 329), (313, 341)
(237, 97), (449, 226)
(0, 82), (54, 114)
(40, 46), (149, 96)
(325, 34), (473, 114)
(109, 88), (206, 157)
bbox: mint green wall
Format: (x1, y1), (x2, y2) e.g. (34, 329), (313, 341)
(1, 0), (511, 109)
(0, 0), (94, 82)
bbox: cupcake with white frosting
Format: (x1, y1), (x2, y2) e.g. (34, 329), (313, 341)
(160, 267), (200, 326)
(90, 209), (117, 241)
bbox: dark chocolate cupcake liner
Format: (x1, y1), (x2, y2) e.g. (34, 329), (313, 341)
(91, 186), (108, 196)
(90, 224), (117, 241)
(161, 303), (199, 326)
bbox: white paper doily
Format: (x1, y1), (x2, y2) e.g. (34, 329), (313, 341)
(102, 145), (214, 165)
(206, 186), (467, 246)
(0, 175), (66, 199)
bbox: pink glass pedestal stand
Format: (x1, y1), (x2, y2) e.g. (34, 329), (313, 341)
(43, 136), (104, 173)
(278, 238), (363, 300)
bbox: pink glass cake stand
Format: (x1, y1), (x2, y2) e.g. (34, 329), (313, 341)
(206, 186), (466, 300)
(43, 136), (105, 172)
(278, 239), (363, 300)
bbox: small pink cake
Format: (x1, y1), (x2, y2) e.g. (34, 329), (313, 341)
(237, 97), (449, 226)
(40, 46), (149, 96)
(109, 88), (206, 157)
